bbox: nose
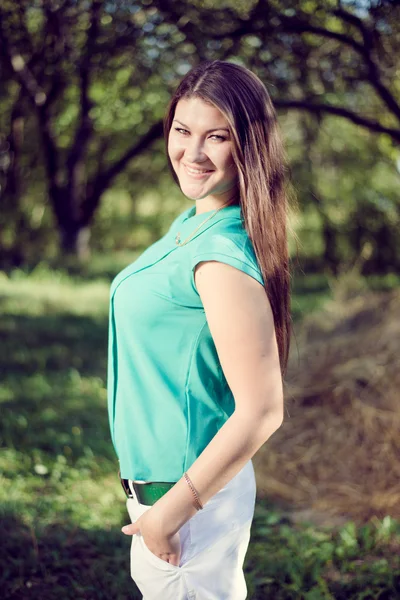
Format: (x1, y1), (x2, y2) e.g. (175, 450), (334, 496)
(184, 136), (208, 164)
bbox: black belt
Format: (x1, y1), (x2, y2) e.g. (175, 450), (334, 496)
(119, 472), (176, 506)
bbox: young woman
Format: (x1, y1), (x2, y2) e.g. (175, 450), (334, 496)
(107, 59), (292, 599)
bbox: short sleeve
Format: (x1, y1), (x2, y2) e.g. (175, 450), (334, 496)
(190, 232), (265, 293)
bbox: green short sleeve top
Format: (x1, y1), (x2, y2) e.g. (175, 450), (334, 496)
(107, 203), (264, 481)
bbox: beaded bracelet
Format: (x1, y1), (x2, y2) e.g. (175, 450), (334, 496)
(183, 472), (204, 510)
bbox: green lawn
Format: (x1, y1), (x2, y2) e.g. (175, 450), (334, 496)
(1, 264), (399, 599)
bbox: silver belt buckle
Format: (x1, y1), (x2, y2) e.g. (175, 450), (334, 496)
(128, 480), (151, 503)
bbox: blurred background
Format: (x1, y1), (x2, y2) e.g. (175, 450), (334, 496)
(0, 1), (399, 598)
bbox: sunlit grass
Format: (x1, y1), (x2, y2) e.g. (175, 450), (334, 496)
(1, 265), (399, 599)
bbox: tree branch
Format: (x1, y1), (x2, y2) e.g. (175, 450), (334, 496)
(274, 99), (400, 143)
(332, 6), (400, 122)
(82, 120), (164, 225)
(65, 0), (101, 182)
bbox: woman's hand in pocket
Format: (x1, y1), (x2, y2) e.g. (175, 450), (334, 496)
(122, 507), (181, 566)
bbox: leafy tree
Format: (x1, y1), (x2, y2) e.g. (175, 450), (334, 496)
(0, 0), (176, 259)
(0, 0), (399, 267)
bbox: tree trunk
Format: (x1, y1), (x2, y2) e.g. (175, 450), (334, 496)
(59, 224), (91, 260)
(0, 103), (27, 267)
(321, 218), (339, 275)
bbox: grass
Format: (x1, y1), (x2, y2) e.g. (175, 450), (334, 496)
(0, 261), (399, 599)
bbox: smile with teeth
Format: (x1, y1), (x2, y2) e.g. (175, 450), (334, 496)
(184, 164), (214, 175)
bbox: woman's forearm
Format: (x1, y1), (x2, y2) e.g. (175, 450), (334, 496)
(152, 406), (283, 536)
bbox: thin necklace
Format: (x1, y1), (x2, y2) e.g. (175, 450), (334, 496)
(175, 196), (238, 247)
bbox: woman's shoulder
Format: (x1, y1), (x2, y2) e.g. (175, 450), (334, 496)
(191, 212), (262, 280)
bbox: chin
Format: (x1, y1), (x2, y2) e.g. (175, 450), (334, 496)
(182, 191), (208, 201)
(180, 182), (210, 195)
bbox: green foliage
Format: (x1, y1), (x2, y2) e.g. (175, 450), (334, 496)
(1, 0), (400, 271)
(247, 504), (399, 599)
(285, 112), (400, 274)
(0, 268), (399, 599)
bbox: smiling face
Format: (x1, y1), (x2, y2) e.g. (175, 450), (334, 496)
(167, 96), (239, 212)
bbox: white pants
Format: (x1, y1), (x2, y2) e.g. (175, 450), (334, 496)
(126, 459), (256, 600)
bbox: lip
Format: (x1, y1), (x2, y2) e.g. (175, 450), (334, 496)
(183, 163), (214, 178)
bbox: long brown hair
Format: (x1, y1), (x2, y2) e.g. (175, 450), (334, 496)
(163, 60), (294, 378)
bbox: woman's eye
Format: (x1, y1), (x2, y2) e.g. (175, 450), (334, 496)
(174, 128), (226, 142)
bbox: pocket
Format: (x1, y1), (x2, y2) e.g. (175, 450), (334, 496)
(138, 532), (182, 571)
(127, 498), (192, 570)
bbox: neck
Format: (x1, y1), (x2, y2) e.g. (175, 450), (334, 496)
(194, 194), (239, 217)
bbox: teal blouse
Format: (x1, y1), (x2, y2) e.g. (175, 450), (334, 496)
(107, 203), (264, 481)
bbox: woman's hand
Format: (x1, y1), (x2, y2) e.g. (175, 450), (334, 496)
(121, 508), (181, 566)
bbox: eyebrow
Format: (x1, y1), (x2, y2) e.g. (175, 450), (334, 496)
(173, 119), (230, 134)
